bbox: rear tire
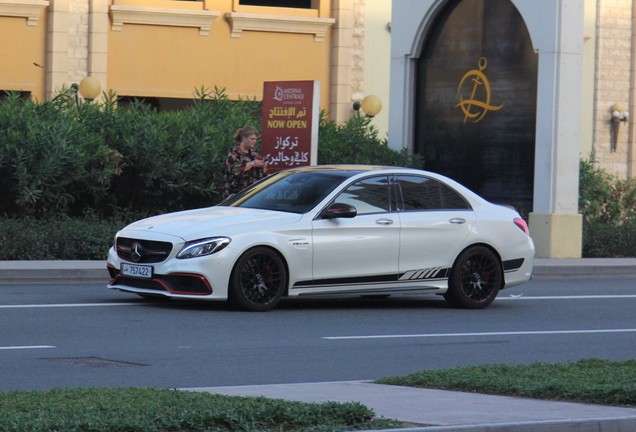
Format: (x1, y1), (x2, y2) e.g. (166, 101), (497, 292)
(444, 246), (502, 309)
(230, 247), (287, 311)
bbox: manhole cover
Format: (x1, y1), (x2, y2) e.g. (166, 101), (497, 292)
(44, 357), (147, 368)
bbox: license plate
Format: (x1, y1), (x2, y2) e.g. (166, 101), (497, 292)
(121, 263), (153, 279)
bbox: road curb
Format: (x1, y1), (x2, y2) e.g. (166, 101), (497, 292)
(368, 417), (636, 432)
(0, 268), (110, 283)
(532, 264), (636, 277)
(0, 261), (108, 283)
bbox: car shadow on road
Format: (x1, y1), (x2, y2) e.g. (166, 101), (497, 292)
(125, 294), (458, 312)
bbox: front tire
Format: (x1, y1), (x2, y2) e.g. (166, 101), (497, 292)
(230, 247), (287, 311)
(444, 246), (502, 309)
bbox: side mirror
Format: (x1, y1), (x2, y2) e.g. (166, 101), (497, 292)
(320, 203), (357, 219)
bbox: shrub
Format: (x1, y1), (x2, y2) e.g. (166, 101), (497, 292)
(579, 157), (636, 225)
(0, 89), (414, 221)
(0, 216), (121, 260)
(318, 113), (420, 167)
(0, 387), (403, 432)
(0, 92), (117, 218)
(579, 156), (636, 257)
(99, 87), (262, 218)
(582, 220), (636, 258)
(0, 89), (421, 259)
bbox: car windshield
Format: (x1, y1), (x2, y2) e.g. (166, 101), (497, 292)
(221, 170), (351, 213)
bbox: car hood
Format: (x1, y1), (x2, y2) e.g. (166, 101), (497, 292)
(120, 206), (302, 241)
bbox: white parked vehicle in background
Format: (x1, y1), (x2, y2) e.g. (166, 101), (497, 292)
(107, 165), (534, 311)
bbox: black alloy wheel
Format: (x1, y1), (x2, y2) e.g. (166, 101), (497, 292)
(230, 247), (287, 311)
(444, 246), (502, 309)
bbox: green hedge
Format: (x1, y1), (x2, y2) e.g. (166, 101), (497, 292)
(583, 220), (636, 257)
(318, 114), (418, 166)
(1, 91), (634, 259)
(0, 92), (114, 218)
(579, 157), (636, 257)
(0, 88), (262, 219)
(0, 388), (403, 432)
(0, 216), (121, 260)
(0, 89), (414, 221)
(0, 88), (419, 260)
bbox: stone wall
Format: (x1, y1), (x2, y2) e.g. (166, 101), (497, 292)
(351, 0), (365, 102)
(594, 0), (633, 178)
(67, 0), (89, 84)
(330, 0), (367, 121)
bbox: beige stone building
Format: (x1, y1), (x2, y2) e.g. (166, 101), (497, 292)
(0, 0), (380, 123)
(587, 0), (635, 179)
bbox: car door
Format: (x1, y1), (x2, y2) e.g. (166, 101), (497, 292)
(396, 175), (476, 281)
(310, 175), (400, 290)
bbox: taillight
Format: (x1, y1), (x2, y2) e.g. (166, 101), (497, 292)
(514, 217), (530, 235)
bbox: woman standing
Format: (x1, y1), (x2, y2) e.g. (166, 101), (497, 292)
(222, 126), (268, 199)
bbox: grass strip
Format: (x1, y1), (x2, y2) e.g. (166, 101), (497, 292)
(374, 358), (636, 407)
(0, 387), (404, 432)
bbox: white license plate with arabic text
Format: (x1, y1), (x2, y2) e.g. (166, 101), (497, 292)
(121, 263), (153, 279)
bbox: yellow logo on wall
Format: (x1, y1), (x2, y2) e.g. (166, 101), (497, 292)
(456, 57), (503, 123)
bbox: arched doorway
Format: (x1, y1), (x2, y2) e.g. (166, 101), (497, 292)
(414, 0), (537, 214)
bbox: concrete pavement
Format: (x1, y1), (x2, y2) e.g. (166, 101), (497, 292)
(2, 258), (636, 431)
(185, 381), (636, 432)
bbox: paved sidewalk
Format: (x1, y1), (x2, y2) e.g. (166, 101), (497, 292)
(185, 381), (636, 432)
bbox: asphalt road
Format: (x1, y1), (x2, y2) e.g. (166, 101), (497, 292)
(1, 275), (635, 392)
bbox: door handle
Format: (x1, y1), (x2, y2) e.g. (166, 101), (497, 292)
(449, 217), (466, 224)
(376, 218), (394, 225)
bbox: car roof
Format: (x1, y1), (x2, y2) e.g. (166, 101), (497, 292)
(281, 164), (451, 180)
(284, 164), (414, 175)
(288, 164), (391, 171)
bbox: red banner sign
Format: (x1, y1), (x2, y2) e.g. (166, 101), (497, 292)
(261, 80), (319, 172)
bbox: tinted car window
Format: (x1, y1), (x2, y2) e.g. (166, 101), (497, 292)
(224, 171), (349, 213)
(440, 182), (471, 209)
(335, 176), (391, 214)
(398, 175), (471, 211)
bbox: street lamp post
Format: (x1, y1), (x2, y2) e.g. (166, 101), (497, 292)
(353, 95), (382, 118)
(610, 103), (629, 152)
(78, 77), (101, 102)
(360, 95), (382, 118)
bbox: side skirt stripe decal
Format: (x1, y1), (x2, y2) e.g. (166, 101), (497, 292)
(293, 267), (451, 290)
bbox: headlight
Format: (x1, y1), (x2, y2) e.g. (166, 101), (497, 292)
(177, 237), (231, 259)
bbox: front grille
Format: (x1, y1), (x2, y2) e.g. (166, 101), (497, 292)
(115, 276), (168, 291)
(110, 270), (212, 295)
(116, 237), (173, 263)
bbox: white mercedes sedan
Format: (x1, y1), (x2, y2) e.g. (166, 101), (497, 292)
(107, 165), (534, 311)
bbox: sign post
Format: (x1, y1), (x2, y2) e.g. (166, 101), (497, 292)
(261, 80), (319, 172)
